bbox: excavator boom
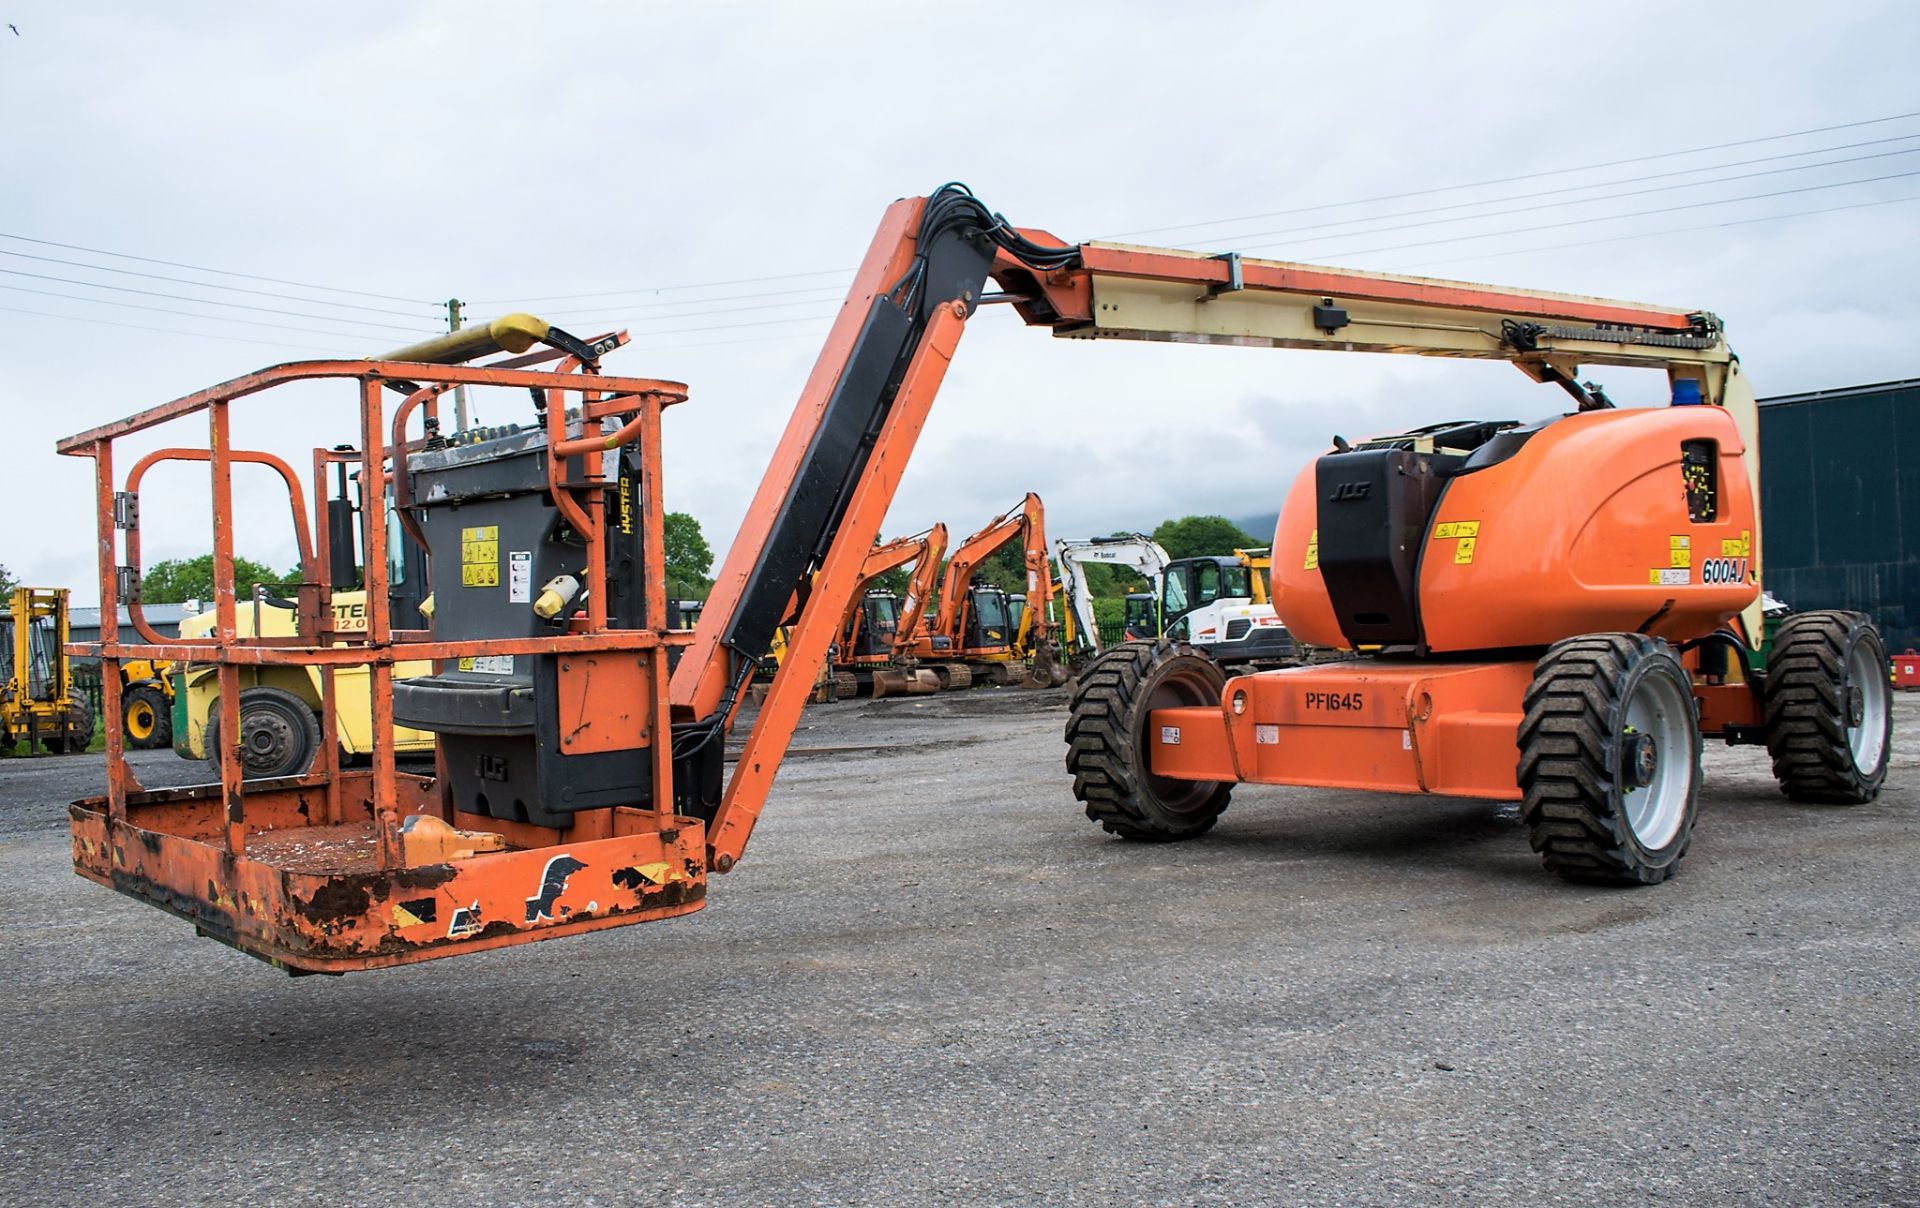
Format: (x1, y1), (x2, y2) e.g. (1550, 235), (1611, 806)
(1054, 535), (1168, 654)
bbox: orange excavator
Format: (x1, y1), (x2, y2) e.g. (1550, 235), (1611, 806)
(830, 525), (948, 698)
(910, 492), (1064, 688)
(59, 184), (1890, 974)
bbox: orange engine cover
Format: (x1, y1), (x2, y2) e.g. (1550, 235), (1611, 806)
(1271, 406), (1759, 654)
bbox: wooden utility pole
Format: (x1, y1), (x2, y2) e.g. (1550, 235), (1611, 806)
(446, 298), (470, 432)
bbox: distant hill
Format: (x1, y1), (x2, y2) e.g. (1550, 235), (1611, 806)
(1235, 513), (1279, 545)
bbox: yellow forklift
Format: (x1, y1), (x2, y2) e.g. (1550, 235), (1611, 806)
(2, 587), (94, 754)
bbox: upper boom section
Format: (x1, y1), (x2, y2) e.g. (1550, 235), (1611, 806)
(994, 238), (1732, 375)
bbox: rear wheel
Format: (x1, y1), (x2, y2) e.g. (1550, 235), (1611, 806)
(123, 685), (172, 749)
(1518, 634), (1701, 885)
(1066, 641), (1232, 841)
(205, 686), (321, 780)
(1763, 610), (1891, 803)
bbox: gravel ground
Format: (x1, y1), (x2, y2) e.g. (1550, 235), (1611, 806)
(0, 688), (1914, 1206)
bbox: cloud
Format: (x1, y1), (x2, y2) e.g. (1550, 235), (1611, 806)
(3, 1), (1916, 600)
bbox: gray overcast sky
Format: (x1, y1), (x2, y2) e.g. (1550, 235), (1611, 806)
(3, 2), (1916, 604)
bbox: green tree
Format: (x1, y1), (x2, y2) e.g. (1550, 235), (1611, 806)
(973, 544), (1028, 593)
(139, 554), (289, 604)
(664, 511), (714, 599)
(0, 562), (16, 594)
(1152, 515), (1259, 561)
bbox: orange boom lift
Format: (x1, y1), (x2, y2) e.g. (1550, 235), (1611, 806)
(60, 186), (1890, 973)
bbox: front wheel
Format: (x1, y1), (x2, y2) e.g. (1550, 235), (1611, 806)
(123, 684), (172, 749)
(1065, 641), (1232, 841)
(1518, 634), (1701, 885)
(1764, 610), (1891, 803)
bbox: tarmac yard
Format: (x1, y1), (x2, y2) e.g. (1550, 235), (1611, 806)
(1, 689), (1914, 1205)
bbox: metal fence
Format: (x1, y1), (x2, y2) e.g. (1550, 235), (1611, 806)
(70, 662), (105, 723)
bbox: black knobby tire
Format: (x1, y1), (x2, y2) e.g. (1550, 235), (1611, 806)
(1763, 610), (1891, 804)
(1065, 640), (1231, 842)
(205, 686), (321, 780)
(1517, 634), (1702, 885)
(43, 696), (95, 754)
(123, 684), (172, 750)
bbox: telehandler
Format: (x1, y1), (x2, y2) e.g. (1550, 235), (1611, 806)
(58, 186), (1890, 973)
(118, 655), (176, 749)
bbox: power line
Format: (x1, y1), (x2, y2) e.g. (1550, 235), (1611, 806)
(1104, 108), (1920, 240)
(468, 266), (852, 306)
(1391, 193), (1920, 271)
(1188, 136), (1920, 249)
(518, 175), (1919, 345)
(0, 247), (441, 318)
(462, 111), (1920, 310)
(575, 310), (843, 339)
(525, 282), (850, 320)
(0, 266), (438, 334)
(0, 304), (360, 352)
(0, 230), (438, 306)
(624, 329), (830, 354)
(0, 281), (411, 343)
(528, 294), (848, 328)
(1249, 168), (1920, 260)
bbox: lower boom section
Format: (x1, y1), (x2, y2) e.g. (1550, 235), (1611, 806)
(70, 771), (706, 974)
(1150, 659), (1533, 799)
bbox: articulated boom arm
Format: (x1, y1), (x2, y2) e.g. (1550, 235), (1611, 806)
(840, 526), (944, 640)
(892, 523), (947, 660)
(929, 493), (1051, 645)
(1055, 535), (1169, 653)
(669, 183), (1749, 871)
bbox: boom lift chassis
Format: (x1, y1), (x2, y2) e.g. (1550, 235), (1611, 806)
(58, 184), (1887, 973)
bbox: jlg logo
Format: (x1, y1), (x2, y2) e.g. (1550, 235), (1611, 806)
(1327, 481), (1371, 502)
(1304, 691), (1365, 711)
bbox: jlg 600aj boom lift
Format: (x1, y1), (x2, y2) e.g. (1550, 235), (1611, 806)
(60, 186), (1890, 973)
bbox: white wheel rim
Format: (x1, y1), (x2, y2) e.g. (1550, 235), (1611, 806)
(1622, 670), (1693, 850)
(1845, 641), (1890, 773)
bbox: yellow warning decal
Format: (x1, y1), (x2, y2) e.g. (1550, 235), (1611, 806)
(1721, 530), (1752, 558)
(1669, 534), (1691, 569)
(392, 902), (429, 928)
(1431, 520), (1480, 564)
(461, 524), (500, 588)
(1304, 529), (1319, 571)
